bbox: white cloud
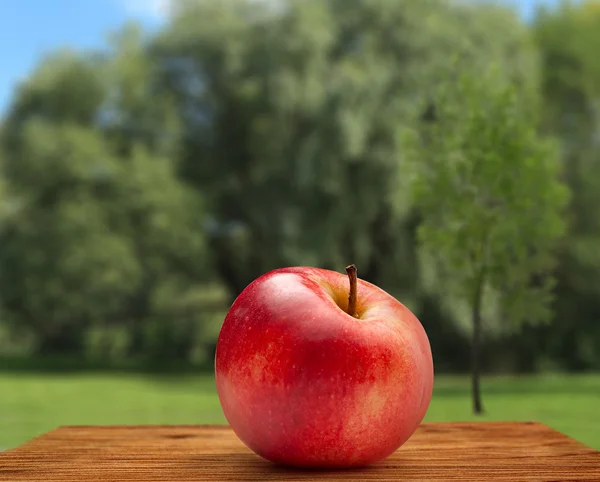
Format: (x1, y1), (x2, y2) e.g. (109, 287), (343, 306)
(117, 0), (285, 21)
(118, 0), (172, 19)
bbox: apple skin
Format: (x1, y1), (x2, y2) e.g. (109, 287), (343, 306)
(215, 266), (434, 468)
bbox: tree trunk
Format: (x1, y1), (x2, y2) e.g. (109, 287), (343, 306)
(128, 274), (154, 355)
(471, 276), (485, 415)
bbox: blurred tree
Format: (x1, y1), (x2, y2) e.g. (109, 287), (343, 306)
(532, 0), (600, 369)
(0, 47), (210, 360)
(0, 153), (6, 221)
(1, 51), (105, 147)
(102, 23), (183, 159)
(407, 65), (569, 413)
(0, 121), (140, 353)
(101, 24), (211, 359)
(110, 146), (208, 359)
(151, 0), (539, 304)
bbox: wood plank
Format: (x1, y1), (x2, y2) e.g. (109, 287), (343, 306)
(1, 422), (599, 481)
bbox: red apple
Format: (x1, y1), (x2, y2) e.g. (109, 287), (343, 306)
(215, 265), (434, 468)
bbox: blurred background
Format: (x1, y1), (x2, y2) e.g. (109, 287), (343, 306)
(1, 0), (599, 452)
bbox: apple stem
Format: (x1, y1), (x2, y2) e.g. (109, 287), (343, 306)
(345, 264), (358, 318)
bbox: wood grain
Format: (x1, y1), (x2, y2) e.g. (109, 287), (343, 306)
(1, 422), (599, 481)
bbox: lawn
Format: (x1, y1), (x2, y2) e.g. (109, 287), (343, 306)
(1, 373), (598, 450)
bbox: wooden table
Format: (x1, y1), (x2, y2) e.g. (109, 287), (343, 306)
(1, 422), (599, 481)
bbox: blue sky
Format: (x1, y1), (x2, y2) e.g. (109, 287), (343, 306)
(0, 0), (558, 115)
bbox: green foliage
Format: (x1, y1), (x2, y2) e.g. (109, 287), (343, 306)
(408, 65), (569, 327)
(0, 122), (139, 350)
(2, 51), (105, 135)
(0, 53), (210, 358)
(150, 0), (538, 299)
(0, 0), (598, 373)
(531, 1), (600, 369)
(103, 24), (183, 157)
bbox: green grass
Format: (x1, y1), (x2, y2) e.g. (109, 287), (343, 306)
(1, 373), (598, 450)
